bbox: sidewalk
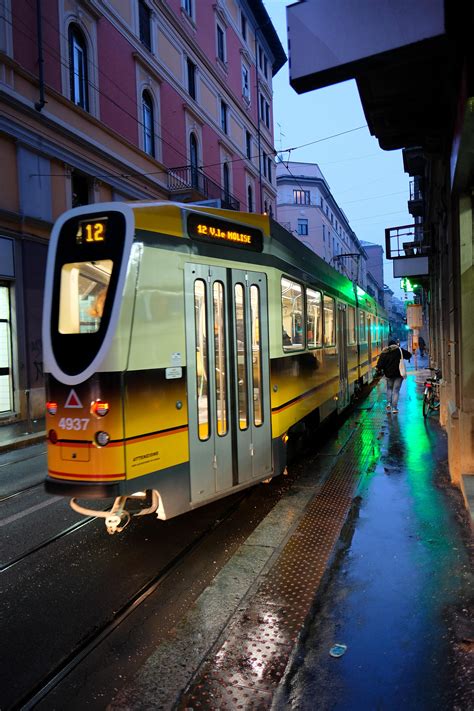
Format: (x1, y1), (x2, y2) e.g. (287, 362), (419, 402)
(111, 362), (473, 710)
(0, 417), (46, 453)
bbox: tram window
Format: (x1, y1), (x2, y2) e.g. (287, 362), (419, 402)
(234, 284), (248, 430)
(360, 311), (367, 342)
(58, 260), (112, 334)
(323, 295), (335, 346)
(281, 277), (304, 351)
(194, 280), (210, 441)
(213, 282), (228, 436)
(347, 306), (356, 344)
(306, 288), (322, 348)
(250, 285), (263, 426)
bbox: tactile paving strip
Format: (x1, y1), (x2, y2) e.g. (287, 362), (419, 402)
(179, 400), (386, 709)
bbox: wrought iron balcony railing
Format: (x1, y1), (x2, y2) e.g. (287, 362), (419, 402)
(167, 165), (240, 211)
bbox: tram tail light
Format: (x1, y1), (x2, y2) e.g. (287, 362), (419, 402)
(46, 402), (58, 415)
(48, 429), (58, 444)
(282, 433), (289, 444)
(91, 400), (110, 417)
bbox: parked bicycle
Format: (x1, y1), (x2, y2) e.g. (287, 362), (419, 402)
(423, 368), (441, 418)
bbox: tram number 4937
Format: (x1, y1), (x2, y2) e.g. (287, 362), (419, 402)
(58, 417), (90, 431)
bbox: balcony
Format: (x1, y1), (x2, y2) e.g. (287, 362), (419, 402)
(385, 224), (429, 278)
(408, 178), (423, 217)
(167, 165), (240, 211)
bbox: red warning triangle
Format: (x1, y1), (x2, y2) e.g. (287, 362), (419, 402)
(65, 389), (83, 409)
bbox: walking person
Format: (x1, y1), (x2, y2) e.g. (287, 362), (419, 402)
(376, 339), (412, 414)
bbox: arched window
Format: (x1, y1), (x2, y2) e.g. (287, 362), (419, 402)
(69, 25), (89, 110)
(223, 162), (230, 200)
(247, 185), (253, 213)
(142, 91), (155, 157)
(190, 133), (199, 188)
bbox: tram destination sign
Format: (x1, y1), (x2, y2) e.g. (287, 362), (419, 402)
(187, 213), (263, 252)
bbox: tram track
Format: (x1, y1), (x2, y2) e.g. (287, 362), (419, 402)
(13, 490), (250, 711)
(0, 512), (104, 573)
(0, 481), (44, 504)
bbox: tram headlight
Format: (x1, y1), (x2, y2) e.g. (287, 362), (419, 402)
(95, 431), (110, 447)
(91, 400), (110, 417)
(46, 402), (58, 415)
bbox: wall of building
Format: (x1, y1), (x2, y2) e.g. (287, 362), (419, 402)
(0, 0), (284, 423)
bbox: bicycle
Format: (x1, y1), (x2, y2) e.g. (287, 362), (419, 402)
(422, 368), (441, 418)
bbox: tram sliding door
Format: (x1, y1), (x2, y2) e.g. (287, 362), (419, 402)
(185, 264), (272, 505)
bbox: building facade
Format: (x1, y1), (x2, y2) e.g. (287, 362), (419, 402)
(276, 160), (368, 289)
(360, 241), (385, 304)
(0, 0), (285, 423)
(286, 0), (474, 507)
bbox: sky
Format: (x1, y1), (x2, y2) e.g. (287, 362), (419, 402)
(263, 1), (412, 299)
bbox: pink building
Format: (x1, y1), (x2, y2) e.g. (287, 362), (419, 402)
(0, 0), (285, 423)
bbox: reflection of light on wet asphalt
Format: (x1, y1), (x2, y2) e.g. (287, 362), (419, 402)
(0, 496), (60, 527)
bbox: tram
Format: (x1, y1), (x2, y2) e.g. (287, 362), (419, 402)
(42, 202), (388, 533)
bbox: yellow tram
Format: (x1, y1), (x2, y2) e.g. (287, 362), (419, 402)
(42, 202), (388, 532)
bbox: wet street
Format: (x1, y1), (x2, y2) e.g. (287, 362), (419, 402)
(274, 373), (474, 710)
(112, 365), (473, 710)
(1, 365), (472, 710)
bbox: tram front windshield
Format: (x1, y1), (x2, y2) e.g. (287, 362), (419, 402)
(58, 259), (113, 334)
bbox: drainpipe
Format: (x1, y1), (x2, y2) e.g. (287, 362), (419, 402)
(35, 0), (46, 112)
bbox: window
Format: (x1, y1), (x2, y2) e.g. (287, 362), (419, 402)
(138, 1), (151, 50)
(190, 133), (199, 188)
(0, 285), (13, 413)
(187, 58), (196, 100)
(71, 172), (90, 208)
(242, 63), (250, 101)
(323, 295), (335, 346)
(259, 95), (270, 128)
(306, 288), (322, 348)
(246, 131), (252, 159)
(258, 45), (268, 78)
(59, 260), (113, 334)
(247, 184), (253, 212)
(322, 225), (326, 242)
(262, 151), (267, 178)
(297, 219), (308, 236)
(267, 157), (272, 182)
(142, 91), (155, 157)
(263, 56), (268, 79)
(359, 310), (367, 342)
(293, 189), (310, 205)
(250, 285), (263, 426)
(241, 12), (247, 41)
(223, 162), (230, 199)
(220, 101), (228, 133)
(347, 306), (356, 344)
(69, 25), (89, 110)
(182, 0), (193, 20)
(281, 277), (304, 351)
(217, 24), (226, 63)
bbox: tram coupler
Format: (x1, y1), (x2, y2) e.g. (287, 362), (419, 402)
(69, 490), (160, 533)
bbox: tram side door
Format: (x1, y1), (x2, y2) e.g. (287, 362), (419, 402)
(337, 304), (350, 410)
(367, 315), (373, 371)
(185, 264), (272, 504)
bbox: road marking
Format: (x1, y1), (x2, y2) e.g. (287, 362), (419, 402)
(0, 497), (60, 527)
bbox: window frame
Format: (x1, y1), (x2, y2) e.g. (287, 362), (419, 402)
(281, 276), (305, 352)
(220, 100), (228, 133)
(297, 218), (309, 236)
(306, 287), (323, 349)
(323, 294), (336, 347)
(293, 189), (310, 205)
(187, 57), (197, 100)
(347, 305), (357, 345)
(216, 23), (226, 63)
(68, 24), (89, 111)
(138, 0), (152, 51)
(142, 90), (155, 157)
